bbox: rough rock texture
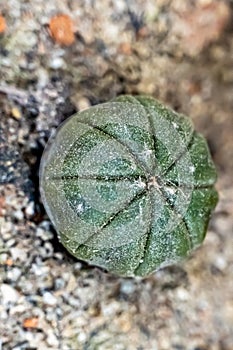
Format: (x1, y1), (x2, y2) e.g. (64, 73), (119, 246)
(0, 0), (232, 349)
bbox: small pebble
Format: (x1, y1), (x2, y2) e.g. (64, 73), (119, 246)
(176, 287), (190, 301)
(54, 277), (66, 290)
(120, 280), (136, 295)
(1, 221), (13, 234)
(31, 263), (49, 276)
(46, 329), (59, 347)
(36, 227), (53, 241)
(11, 107), (22, 120)
(6, 238), (16, 247)
(0, 284), (20, 305)
(77, 332), (87, 343)
(77, 97), (91, 111)
(49, 57), (66, 69)
(10, 247), (27, 262)
(42, 291), (57, 306)
(0, 14), (7, 33)
(214, 255), (227, 271)
(25, 201), (35, 217)
(13, 209), (24, 221)
(7, 267), (22, 282)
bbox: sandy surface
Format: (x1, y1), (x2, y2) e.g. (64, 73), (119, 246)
(0, 1), (233, 349)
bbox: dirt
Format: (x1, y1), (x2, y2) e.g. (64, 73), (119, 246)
(0, 1), (233, 349)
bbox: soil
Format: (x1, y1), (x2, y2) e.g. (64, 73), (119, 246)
(0, 1), (233, 349)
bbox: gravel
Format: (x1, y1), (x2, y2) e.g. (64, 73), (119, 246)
(0, 0), (233, 349)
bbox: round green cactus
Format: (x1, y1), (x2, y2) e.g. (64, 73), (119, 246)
(39, 95), (218, 277)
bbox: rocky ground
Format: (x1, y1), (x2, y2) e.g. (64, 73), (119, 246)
(0, 0), (233, 349)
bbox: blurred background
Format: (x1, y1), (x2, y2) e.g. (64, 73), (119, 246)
(0, 1), (233, 349)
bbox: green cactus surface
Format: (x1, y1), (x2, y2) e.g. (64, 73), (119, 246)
(39, 95), (218, 277)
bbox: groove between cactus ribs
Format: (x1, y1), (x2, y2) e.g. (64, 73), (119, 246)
(74, 120), (153, 176)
